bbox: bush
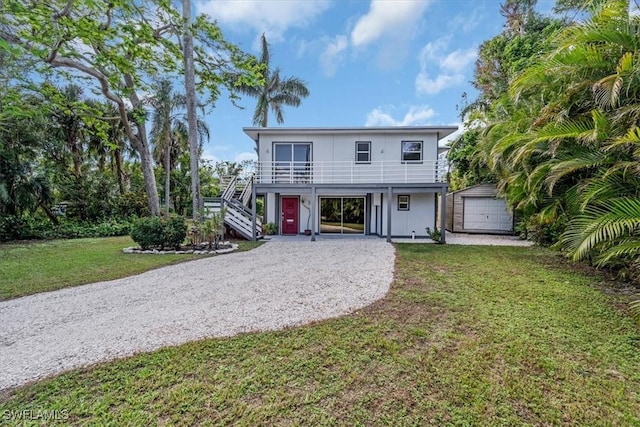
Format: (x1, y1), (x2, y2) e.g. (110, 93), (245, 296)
(163, 216), (187, 250)
(0, 215), (133, 242)
(263, 222), (278, 235)
(130, 217), (164, 249)
(130, 216), (186, 250)
(0, 216), (27, 241)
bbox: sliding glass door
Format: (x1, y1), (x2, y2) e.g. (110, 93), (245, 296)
(320, 197), (365, 234)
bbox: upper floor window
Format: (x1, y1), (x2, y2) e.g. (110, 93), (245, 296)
(402, 141), (423, 163)
(274, 142), (311, 183)
(355, 141), (371, 163)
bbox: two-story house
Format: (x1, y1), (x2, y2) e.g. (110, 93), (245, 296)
(243, 126), (457, 242)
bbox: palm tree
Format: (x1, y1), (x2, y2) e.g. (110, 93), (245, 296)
(477, 1), (640, 287)
(237, 34), (310, 127)
(147, 79), (209, 218)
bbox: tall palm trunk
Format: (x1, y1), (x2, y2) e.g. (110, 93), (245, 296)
(164, 142), (171, 219)
(182, 0), (201, 221)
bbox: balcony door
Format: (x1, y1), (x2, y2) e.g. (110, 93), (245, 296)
(274, 143), (311, 183)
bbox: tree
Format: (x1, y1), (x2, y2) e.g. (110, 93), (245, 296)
(467, 0), (640, 283)
(147, 79), (209, 218)
(0, 89), (57, 225)
(0, 0), (263, 217)
(148, 79), (188, 219)
(237, 34), (310, 127)
(182, 0), (201, 221)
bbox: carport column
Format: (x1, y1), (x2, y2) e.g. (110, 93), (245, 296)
(310, 186), (316, 242)
(386, 186), (392, 243)
(439, 184), (447, 244)
(251, 183), (257, 241)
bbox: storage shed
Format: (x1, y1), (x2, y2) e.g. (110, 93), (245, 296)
(446, 184), (514, 234)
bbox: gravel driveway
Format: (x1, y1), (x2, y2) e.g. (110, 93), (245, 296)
(0, 240), (394, 391)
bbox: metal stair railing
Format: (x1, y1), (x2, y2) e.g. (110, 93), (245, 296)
(217, 175), (262, 239)
(223, 202), (262, 240)
(221, 175), (237, 201)
(239, 174), (254, 207)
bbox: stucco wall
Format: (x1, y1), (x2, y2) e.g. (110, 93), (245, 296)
(379, 192), (436, 237)
(257, 132), (440, 163)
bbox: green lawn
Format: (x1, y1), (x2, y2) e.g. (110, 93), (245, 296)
(1, 244), (639, 425)
(0, 236), (263, 301)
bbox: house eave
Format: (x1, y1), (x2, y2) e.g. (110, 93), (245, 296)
(243, 126), (459, 142)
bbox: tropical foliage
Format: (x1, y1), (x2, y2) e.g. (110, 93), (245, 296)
(0, 0), (262, 217)
(147, 79), (210, 218)
(0, 0), (269, 241)
(450, 0), (640, 288)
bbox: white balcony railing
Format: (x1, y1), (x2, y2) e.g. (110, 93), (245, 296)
(254, 160), (447, 184)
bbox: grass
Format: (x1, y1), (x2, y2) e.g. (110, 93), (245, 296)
(0, 236), (263, 301)
(1, 244), (639, 425)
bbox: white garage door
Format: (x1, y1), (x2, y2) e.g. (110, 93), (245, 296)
(463, 197), (513, 231)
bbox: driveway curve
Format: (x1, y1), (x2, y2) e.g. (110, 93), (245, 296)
(0, 240), (394, 391)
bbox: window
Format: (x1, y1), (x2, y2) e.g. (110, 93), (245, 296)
(355, 141), (371, 163)
(401, 141), (422, 162)
(273, 142), (311, 183)
(398, 195), (410, 211)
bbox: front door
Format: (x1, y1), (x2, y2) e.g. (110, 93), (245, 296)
(281, 197), (299, 235)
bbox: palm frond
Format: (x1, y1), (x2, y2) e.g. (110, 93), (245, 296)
(595, 239), (640, 266)
(561, 197), (640, 262)
(545, 149), (608, 193)
(630, 297), (640, 323)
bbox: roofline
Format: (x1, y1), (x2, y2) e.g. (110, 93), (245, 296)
(447, 182), (498, 196)
(243, 126), (459, 142)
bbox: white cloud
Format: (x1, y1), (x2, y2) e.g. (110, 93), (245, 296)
(235, 151), (258, 163)
(320, 35), (348, 76)
(196, 0), (331, 41)
(202, 152), (221, 165)
(440, 49), (477, 73)
(415, 37), (477, 95)
(350, 0), (432, 47)
(365, 105), (437, 126)
(448, 8), (484, 34)
(415, 73), (464, 95)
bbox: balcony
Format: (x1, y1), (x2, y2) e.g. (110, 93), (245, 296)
(254, 160), (447, 185)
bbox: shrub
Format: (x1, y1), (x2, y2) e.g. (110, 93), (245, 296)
(130, 216), (186, 250)
(163, 216), (187, 250)
(0, 216), (27, 241)
(0, 215), (133, 242)
(425, 226), (442, 243)
(130, 217), (164, 249)
(263, 222), (277, 235)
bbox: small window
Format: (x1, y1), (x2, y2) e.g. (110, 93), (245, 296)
(355, 141), (371, 163)
(398, 195), (410, 211)
(402, 141), (422, 162)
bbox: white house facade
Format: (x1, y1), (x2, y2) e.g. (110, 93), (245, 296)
(244, 126), (457, 242)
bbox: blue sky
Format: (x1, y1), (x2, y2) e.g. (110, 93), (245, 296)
(194, 0), (556, 164)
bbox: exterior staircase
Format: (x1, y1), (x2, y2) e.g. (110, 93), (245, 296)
(203, 175), (262, 240)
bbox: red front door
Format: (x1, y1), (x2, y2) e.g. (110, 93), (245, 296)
(281, 197), (299, 235)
